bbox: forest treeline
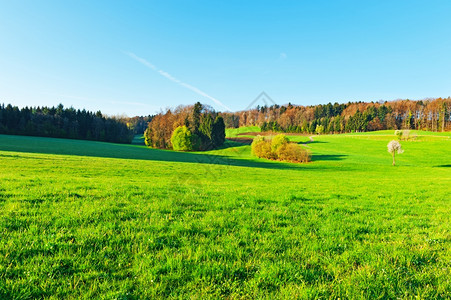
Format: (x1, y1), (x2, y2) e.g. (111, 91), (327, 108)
(221, 97), (451, 134)
(144, 102), (225, 150)
(2, 97), (449, 145)
(0, 103), (139, 143)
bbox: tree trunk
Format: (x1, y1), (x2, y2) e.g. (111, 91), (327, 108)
(392, 152), (395, 166)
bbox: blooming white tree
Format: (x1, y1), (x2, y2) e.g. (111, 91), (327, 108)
(387, 140), (404, 166)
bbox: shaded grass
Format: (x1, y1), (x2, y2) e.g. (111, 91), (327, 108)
(0, 134), (303, 171)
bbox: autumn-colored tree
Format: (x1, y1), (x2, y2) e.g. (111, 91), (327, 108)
(221, 97), (451, 135)
(367, 117), (384, 131)
(144, 110), (174, 148)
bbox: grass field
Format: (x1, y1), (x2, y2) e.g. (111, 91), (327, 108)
(0, 130), (450, 299)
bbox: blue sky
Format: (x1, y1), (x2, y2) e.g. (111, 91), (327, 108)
(1, 1), (450, 116)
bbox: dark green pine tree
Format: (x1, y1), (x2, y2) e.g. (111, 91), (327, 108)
(212, 116), (226, 147)
(190, 102), (202, 134)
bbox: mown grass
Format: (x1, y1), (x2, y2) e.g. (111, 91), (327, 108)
(0, 130), (450, 299)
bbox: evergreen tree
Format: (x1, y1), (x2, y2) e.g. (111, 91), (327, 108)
(212, 116), (226, 147)
(190, 102), (202, 134)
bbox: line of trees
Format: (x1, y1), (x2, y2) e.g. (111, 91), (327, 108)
(125, 115), (154, 135)
(2, 97), (448, 146)
(0, 103), (134, 143)
(144, 102), (226, 150)
(221, 98), (451, 133)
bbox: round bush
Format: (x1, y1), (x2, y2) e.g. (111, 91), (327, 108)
(171, 126), (193, 151)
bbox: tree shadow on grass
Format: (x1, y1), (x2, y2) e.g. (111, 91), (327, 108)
(434, 164), (451, 168)
(304, 140), (328, 144)
(0, 134), (310, 171)
(298, 140), (329, 146)
(311, 154), (347, 162)
(131, 135), (146, 146)
(225, 138), (252, 145)
(218, 140), (251, 149)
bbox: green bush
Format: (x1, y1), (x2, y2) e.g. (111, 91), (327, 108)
(171, 126), (193, 151)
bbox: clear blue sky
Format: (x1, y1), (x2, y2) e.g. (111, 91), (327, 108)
(1, 1), (450, 116)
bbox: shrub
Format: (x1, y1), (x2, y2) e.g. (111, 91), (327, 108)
(276, 143), (311, 163)
(251, 135), (310, 163)
(171, 126), (193, 151)
(395, 130), (410, 141)
(401, 130), (410, 140)
(271, 134), (289, 152)
(251, 136), (274, 159)
(251, 135), (265, 155)
(257, 141), (274, 159)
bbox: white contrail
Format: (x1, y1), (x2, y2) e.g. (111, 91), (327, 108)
(125, 52), (231, 111)
(126, 52), (157, 71)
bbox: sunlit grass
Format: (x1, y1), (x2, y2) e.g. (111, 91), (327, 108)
(0, 131), (450, 298)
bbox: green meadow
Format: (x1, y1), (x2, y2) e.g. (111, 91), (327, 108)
(0, 130), (450, 299)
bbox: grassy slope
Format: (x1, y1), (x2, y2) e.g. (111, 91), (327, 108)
(226, 126), (261, 138)
(0, 131), (450, 299)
